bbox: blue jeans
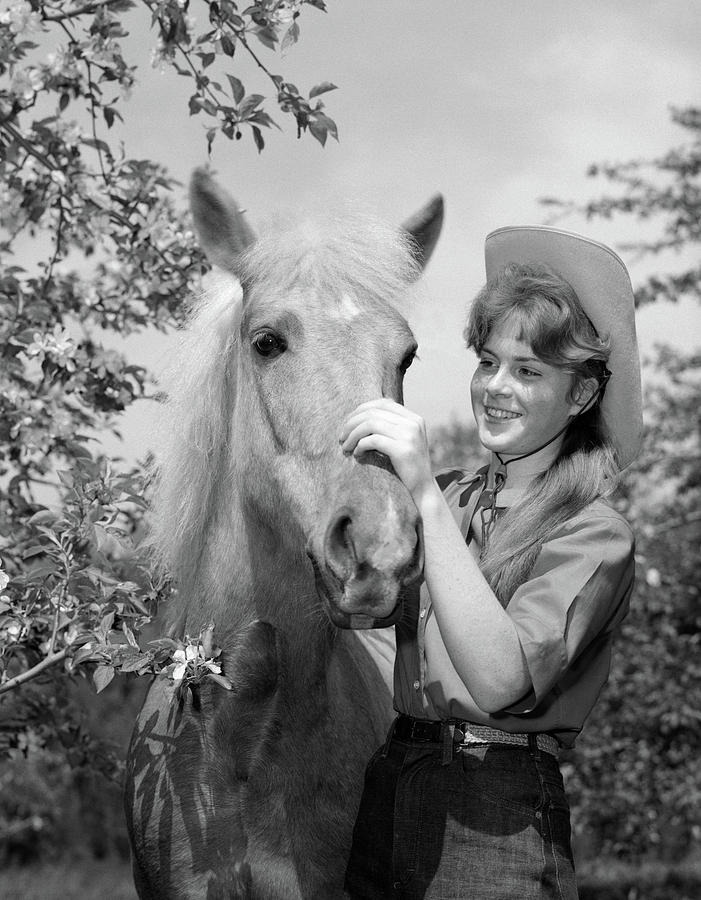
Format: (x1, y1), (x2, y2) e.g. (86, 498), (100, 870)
(345, 725), (577, 899)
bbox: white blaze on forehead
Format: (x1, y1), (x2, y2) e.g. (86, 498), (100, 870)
(335, 292), (361, 321)
(368, 493), (409, 570)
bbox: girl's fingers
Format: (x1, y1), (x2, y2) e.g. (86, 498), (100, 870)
(351, 433), (397, 459)
(340, 413), (420, 456)
(339, 401), (421, 445)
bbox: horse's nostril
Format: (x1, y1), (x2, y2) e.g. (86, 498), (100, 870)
(325, 513), (357, 580)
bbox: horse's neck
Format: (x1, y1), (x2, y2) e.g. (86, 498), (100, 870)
(182, 498), (334, 697)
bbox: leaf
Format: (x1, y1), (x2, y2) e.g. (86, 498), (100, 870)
(309, 122), (327, 146)
(309, 112), (338, 146)
(207, 672), (234, 691)
(57, 470), (74, 488)
(93, 665), (116, 693)
(10, 327), (37, 345)
(103, 106), (123, 128)
(249, 109), (278, 130)
(119, 655), (150, 673)
(122, 621), (139, 648)
(281, 21), (300, 54)
(28, 509), (57, 526)
(72, 646), (100, 666)
(251, 125), (265, 153)
(22, 546), (47, 559)
(309, 81), (338, 99)
(128, 595), (151, 616)
(227, 74), (245, 104)
(93, 524), (124, 556)
(220, 33), (236, 56)
(148, 638), (181, 652)
(21, 560), (58, 582)
(239, 94), (265, 118)
(82, 137), (111, 155)
(99, 610), (115, 638)
(62, 440), (93, 460)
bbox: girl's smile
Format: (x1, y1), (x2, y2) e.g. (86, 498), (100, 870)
(483, 405), (522, 421)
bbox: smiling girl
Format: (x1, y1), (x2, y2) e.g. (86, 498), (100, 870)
(341, 226), (643, 899)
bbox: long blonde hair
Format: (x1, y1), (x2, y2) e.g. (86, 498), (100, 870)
(464, 263), (619, 605)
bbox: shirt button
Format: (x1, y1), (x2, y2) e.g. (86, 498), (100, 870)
(419, 608), (426, 619)
(413, 680), (420, 690)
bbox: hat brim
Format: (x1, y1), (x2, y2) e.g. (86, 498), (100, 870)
(484, 225), (643, 469)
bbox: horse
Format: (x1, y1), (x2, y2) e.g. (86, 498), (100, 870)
(124, 169), (444, 899)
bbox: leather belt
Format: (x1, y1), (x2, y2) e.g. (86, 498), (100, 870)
(393, 714), (559, 757)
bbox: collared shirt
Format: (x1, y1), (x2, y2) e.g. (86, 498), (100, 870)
(394, 467), (635, 748)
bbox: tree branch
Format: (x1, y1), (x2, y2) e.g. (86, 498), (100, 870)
(0, 649), (68, 695)
(654, 511), (701, 531)
(42, 195), (66, 296)
(0, 121), (56, 172)
(42, 0), (126, 23)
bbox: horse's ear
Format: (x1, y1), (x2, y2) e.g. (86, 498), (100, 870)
(189, 167), (256, 274)
(401, 193), (444, 271)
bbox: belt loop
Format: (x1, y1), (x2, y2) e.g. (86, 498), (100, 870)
(527, 733), (541, 760)
(441, 723), (455, 765)
(382, 716), (398, 758)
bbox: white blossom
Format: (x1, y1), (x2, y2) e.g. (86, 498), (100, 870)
(26, 325), (76, 370)
(171, 644), (198, 681)
(171, 641), (222, 682)
(0, 1), (41, 36)
(645, 568), (662, 588)
(10, 67), (44, 102)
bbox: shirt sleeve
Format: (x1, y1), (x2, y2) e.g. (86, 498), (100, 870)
(503, 509), (635, 713)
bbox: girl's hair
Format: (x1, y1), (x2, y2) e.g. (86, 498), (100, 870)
(463, 263), (618, 605)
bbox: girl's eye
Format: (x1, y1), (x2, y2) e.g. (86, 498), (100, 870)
(519, 367), (541, 377)
(253, 331), (286, 358)
(478, 358), (495, 369)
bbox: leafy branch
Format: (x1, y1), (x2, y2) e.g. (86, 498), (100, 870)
(0, 0), (340, 764)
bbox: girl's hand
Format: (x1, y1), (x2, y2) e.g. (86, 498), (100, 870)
(339, 399), (435, 502)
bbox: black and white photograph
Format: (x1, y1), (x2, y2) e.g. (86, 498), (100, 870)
(1, 2), (699, 898)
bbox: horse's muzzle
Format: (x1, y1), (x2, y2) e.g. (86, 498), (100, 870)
(312, 498), (424, 629)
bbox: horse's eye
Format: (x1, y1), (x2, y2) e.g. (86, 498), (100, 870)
(253, 331), (286, 358)
(399, 350), (416, 374)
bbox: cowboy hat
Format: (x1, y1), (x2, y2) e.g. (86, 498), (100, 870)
(484, 225), (643, 469)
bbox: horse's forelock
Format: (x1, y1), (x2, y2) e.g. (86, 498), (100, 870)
(238, 212), (421, 312)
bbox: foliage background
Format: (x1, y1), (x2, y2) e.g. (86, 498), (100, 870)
(1, 1), (700, 897)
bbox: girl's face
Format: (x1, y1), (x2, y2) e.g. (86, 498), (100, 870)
(470, 317), (581, 460)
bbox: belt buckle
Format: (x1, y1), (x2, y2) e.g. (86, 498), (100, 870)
(410, 720), (430, 741)
(453, 723), (488, 746)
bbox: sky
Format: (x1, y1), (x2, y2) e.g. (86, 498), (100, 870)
(104, 0), (700, 458)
